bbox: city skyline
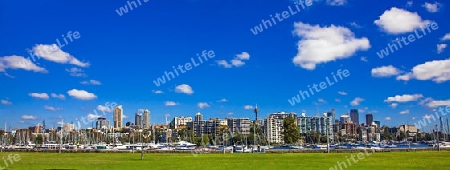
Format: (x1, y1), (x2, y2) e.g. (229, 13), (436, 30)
(1, 0), (450, 132)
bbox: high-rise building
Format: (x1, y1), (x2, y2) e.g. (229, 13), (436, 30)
(96, 117), (110, 130)
(135, 112), (142, 127)
(113, 105), (123, 129)
(374, 121), (381, 127)
(143, 109), (150, 129)
(264, 112), (297, 144)
(327, 109), (336, 125)
(227, 118), (251, 135)
(366, 114), (373, 125)
(339, 114), (351, 125)
(297, 113), (333, 139)
(170, 116), (192, 129)
(195, 112), (203, 122)
(350, 109), (359, 125)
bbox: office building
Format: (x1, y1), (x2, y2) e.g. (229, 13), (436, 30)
(135, 112), (142, 127)
(366, 114), (373, 126)
(114, 105), (123, 129)
(195, 112), (203, 122)
(350, 109), (359, 125)
(374, 121), (381, 127)
(340, 114), (351, 125)
(227, 118), (251, 135)
(143, 109), (150, 129)
(96, 117), (110, 130)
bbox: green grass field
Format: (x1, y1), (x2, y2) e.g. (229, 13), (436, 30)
(0, 151), (449, 170)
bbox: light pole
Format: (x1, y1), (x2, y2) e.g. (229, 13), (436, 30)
(253, 105), (258, 153)
(141, 116), (144, 160)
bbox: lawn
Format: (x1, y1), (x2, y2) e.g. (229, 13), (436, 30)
(0, 151), (449, 170)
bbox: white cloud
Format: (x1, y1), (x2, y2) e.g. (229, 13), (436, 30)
(338, 91), (347, 95)
(318, 98), (327, 103)
(422, 2), (441, 12)
(197, 102), (210, 109)
(51, 93), (65, 100)
(335, 98), (341, 102)
(86, 113), (101, 120)
(326, 0), (346, 6)
(175, 84), (194, 95)
(244, 105), (254, 110)
(165, 101), (178, 106)
(384, 94), (423, 102)
(153, 90), (163, 94)
(97, 105), (113, 112)
(423, 115), (433, 120)
(1, 100), (12, 105)
(217, 52), (250, 68)
(67, 89), (97, 100)
(292, 22), (370, 70)
(427, 100), (450, 108)
(360, 56), (368, 62)
(32, 44), (89, 67)
(81, 79), (102, 85)
(441, 33), (450, 41)
(0, 55), (48, 73)
(385, 117), (392, 121)
(390, 103), (398, 109)
(123, 115), (128, 119)
(400, 110), (410, 114)
(21, 115), (37, 120)
(29, 93), (49, 100)
(218, 98), (227, 102)
(371, 65), (401, 77)
(374, 7), (431, 34)
(65, 67), (86, 77)
(44, 105), (61, 111)
(406, 1), (413, 7)
(396, 59), (450, 83)
(437, 44), (447, 54)
(350, 97), (364, 106)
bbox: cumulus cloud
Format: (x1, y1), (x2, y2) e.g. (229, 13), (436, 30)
(175, 84), (194, 95)
(65, 67), (86, 77)
(0, 55), (48, 73)
(374, 7), (431, 34)
(97, 105), (113, 112)
(385, 117), (392, 121)
(441, 33), (450, 41)
(390, 103), (398, 109)
(244, 105), (254, 110)
(197, 102), (210, 109)
(153, 90), (163, 94)
(218, 98), (227, 102)
(1, 99), (12, 105)
(371, 65), (401, 77)
(51, 93), (65, 100)
(21, 115), (37, 120)
(338, 91), (347, 95)
(422, 2), (441, 12)
(32, 44), (89, 67)
(67, 89), (97, 100)
(427, 100), (450, 108)
(86, 113), (101, 120)
(400, 110), (410, 114)
(396, 59), (450, 83)
(384, 94), (423, 102)
(217, 52), (250, 68)
(165, 101), (178, 106)
(80, 79), (102, 85)
(350, 97), (364, 106)
(45, 105), (61, 111)
(29, 93), (49, 100)
(437, 44), (447, 54)
(292, 22), (370, 70)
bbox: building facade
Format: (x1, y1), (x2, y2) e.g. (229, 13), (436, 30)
(143, 109), (150, 129)
(113, 105), (123, 129)
(170, 116), (193, 129)
(350, 109), (359, 125)
(96, 117), (110, 130)
(264, 112), (297, 144)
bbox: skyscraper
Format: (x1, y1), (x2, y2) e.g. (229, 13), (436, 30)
(350, 109), (359, 125)
(327, 109), (336, 125)
(96, 117), (109, 130)
(143, 109), (150, 129)
(135, 112), (142, 127)
(195, 112), (203, 122)
(113, 105), (123, 129)
(366, 114), (373, 126)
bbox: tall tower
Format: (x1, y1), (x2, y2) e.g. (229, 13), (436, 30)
(366, 114), (373, 126)
(135, 112), (142, 127)
(114, 105), (123, 129)
(195, 112), (203, 122)
(143, 110), (150, 129)
(350, 109), (359, 125)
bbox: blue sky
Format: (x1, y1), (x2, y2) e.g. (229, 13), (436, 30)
(1, 0), (449, 132)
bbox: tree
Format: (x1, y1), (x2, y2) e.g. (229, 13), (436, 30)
(283, 116), (300, 144)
